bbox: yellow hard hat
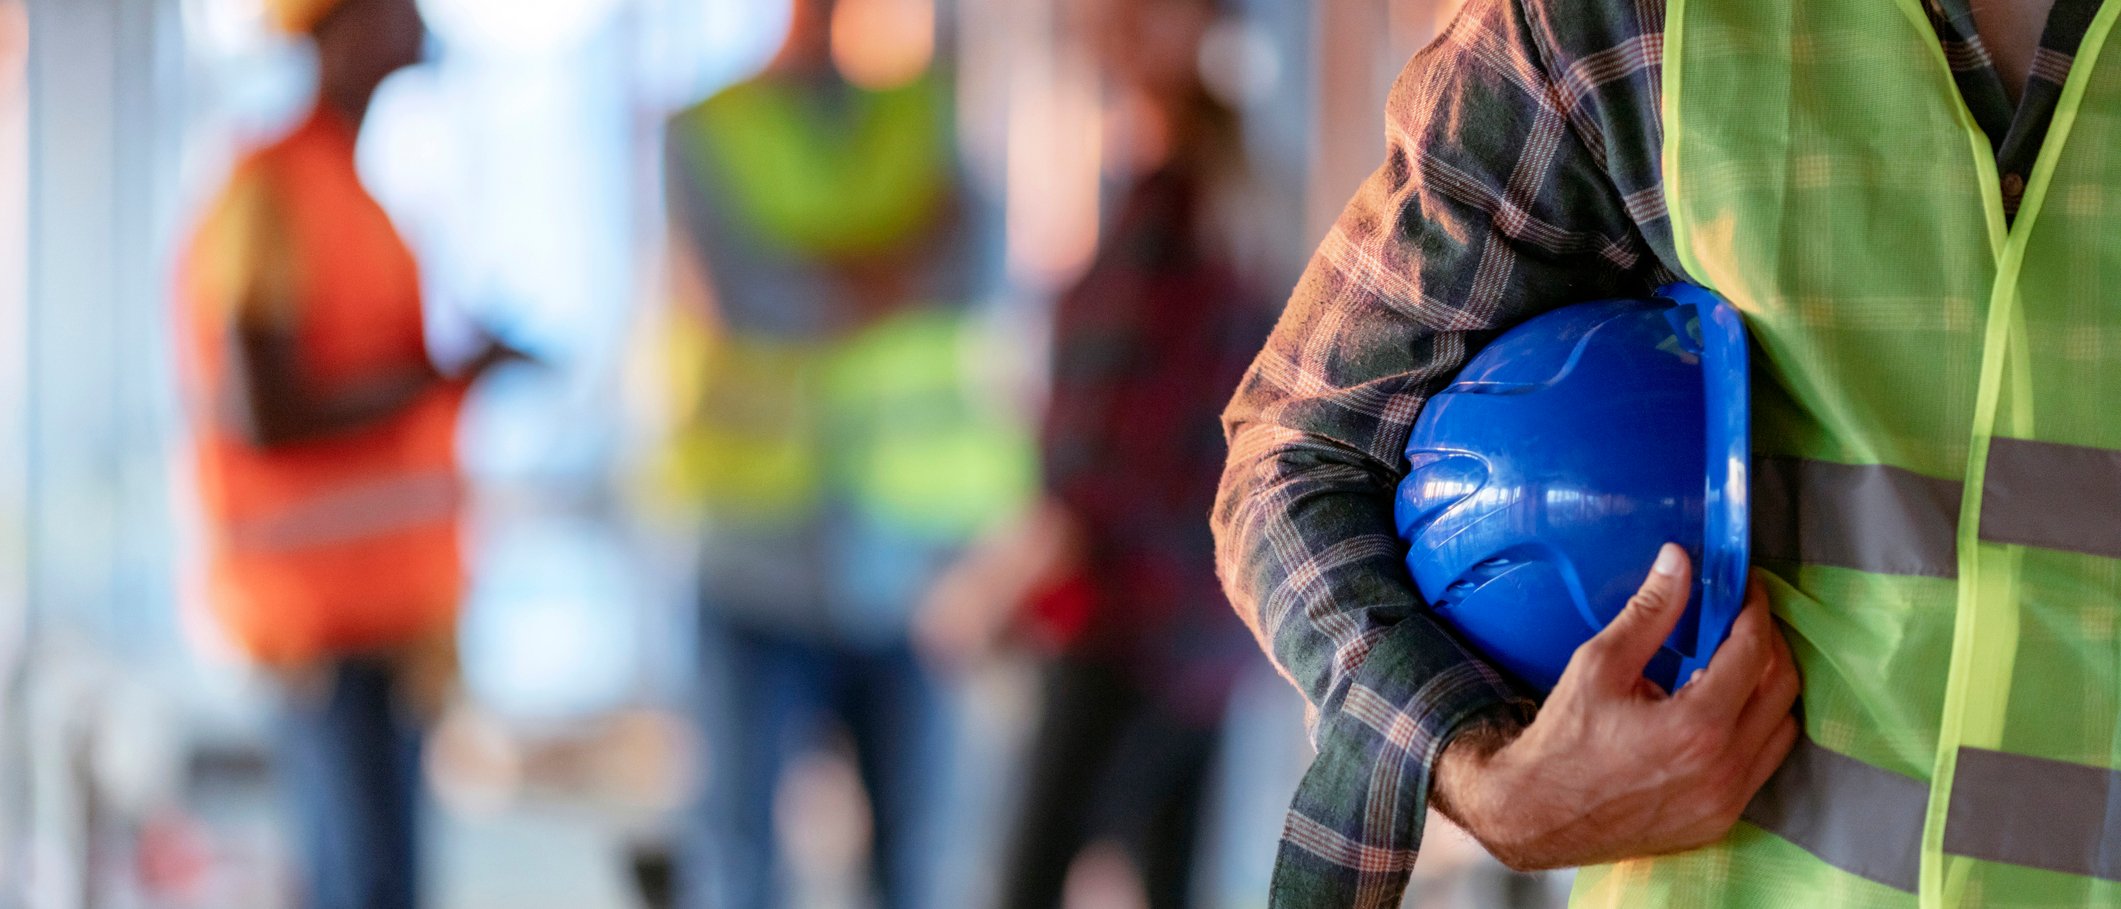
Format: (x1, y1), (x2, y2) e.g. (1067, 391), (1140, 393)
(262, 0), (347, 34)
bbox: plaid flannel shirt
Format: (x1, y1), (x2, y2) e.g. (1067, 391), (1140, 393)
(1211, 0), (2099, 904)
(1044, 164), (1272, 720)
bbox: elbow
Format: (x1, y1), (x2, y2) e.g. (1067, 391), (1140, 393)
(1212, 421), (1384, 548)
(1210, 434), (1288, 629)
(1209, 416), (1272, 537)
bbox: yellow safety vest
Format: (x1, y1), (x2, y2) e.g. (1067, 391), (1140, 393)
(659, 72), (1030, 536)
(658, 305), (1031, 537)
(685, 73), (950, 257)
(820, 307), (1034, 540)
(1573, 0), (2121, 905)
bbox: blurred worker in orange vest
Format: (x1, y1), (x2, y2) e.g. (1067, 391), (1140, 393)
(174, 0), (523, 905)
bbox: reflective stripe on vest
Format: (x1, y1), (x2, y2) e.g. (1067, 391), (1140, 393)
(1612, 0), (2121, 903)
(1742, 735), (2121, 892)
(1978, 438), (2121, 560)
(223, 470), (459, 554)
(1752, 457), (1961, 578)
(1752, 440), (2121, 578)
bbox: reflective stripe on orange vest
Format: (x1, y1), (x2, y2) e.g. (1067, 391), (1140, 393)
(222, 470), (460, 554)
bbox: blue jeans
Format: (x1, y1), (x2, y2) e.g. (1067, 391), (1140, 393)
(275, 659), (424, 909)
(684, 616), (947, 909)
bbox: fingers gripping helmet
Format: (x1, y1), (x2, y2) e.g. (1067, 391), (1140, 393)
(1394, 284), (1751, 693)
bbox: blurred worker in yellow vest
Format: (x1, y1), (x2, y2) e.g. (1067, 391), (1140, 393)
(174, 1), (524, 906)
(658, 1), (1029, 907)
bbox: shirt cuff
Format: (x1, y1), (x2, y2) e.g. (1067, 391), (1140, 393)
(1268, 616), (1533, 908)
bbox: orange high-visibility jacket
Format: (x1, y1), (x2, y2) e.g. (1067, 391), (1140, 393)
(177, 105), (462, 666)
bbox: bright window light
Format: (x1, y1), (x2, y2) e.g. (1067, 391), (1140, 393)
(419, 0), (625, 57)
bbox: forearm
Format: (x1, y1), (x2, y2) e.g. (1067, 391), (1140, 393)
(1213, 302), (1535, 901)
(1212, 422), (1527, 725)
(226, 325), (449, 447)
(276, 367), (448, 441)
(1428, 707), (1529, 825)
(1216, 432), (1413, 704)
(1219, 0), (1683, 895)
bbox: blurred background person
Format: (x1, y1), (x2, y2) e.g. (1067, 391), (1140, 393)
(656, 0), (1030, 907)
(170, 0), (526, 906)
(918, 0), (1276, 905)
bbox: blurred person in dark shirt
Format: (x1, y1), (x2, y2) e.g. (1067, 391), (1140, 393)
(918, 0), (1275, 905)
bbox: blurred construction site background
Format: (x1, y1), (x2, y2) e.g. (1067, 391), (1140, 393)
(0, 0), (1569, 907)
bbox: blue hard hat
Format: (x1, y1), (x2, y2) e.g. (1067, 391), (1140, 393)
(1395, 283), (1750, 694)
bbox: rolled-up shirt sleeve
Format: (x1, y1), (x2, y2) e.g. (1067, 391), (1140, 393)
(1210, 0), (1669, 902)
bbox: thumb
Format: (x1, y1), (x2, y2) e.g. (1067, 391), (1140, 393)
(1580, 543), (1692, 686)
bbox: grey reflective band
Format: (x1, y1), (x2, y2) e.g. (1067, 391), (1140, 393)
(1751, 445), (2121, 575)
(1944, 747), (2121, 882)
(1751, 457), (1962, 578)
(1980, 437), (2121, 560)
(1744, 735), (1927, 892)
(1744, 736), (2121, 888)
(225, 471), (459, 554)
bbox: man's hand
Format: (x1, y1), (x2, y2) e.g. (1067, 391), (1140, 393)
(913, 499), (1083, 672)
(1431, 543), (1800, 871)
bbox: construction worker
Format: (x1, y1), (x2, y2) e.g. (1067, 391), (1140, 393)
(174, 0), (523, 906)
(916, 0), (1272, 905)
(1214, 0), (2121, 905)
(658, 1), (1028, 907)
